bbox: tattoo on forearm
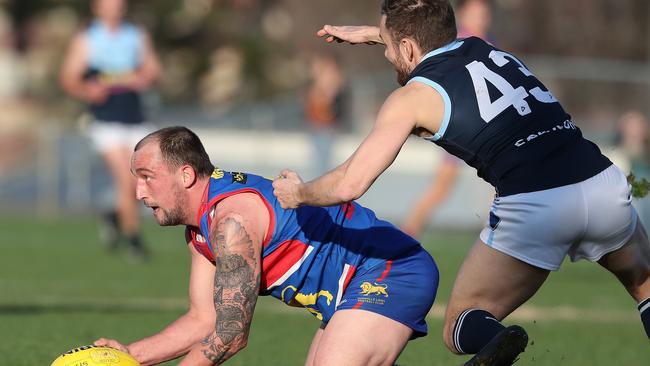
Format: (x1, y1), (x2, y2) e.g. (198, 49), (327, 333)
(200, 216), (261, 364)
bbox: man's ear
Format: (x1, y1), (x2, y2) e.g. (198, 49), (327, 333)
(399, 38), (415, 63)
(400, 37), (424, 65)
(180, 165), (197, 188)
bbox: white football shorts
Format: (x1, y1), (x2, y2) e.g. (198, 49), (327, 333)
(479, 164), (637, 271)
(88, 120), (154, 153)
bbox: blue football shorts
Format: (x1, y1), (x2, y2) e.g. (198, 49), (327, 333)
(333, 246), (439, 338)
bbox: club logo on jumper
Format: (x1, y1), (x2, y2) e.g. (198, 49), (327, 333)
(281, 285), (333, 320)
(359, 282), (389, 297)
(231, 172), (248, 184)
(90, 349), (120, 363)
(211, 169), (225, 180)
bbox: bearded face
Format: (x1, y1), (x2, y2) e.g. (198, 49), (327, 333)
(393, 50), (412, 86)
(154, 183), (187, 226)
(133, 141), (191, 227)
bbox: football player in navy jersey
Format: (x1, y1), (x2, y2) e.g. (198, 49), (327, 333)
(272, 0), (650, 365)
(94, 126), (439, 366)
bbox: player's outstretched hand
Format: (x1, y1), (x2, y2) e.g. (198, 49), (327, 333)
(317, 25), (383, 45)
(94, 338), (129, 354)
(273, 169), (304, 209)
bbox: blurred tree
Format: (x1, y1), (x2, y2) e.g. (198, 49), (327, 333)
(0, 0), (647, 126)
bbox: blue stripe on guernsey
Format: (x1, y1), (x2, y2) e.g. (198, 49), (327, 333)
(87, 21), (142, 73)
(408, 77), (452, 141)
(420, 40), (464, 62)
(85, 21), (145, 124)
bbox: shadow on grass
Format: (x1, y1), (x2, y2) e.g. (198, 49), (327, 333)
(0, 300), (186, 315)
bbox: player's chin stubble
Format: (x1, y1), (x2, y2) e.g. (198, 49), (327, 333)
(158, 204), (185, 226)
(158, 189), (187, 226)
(395, 56), (411, 86)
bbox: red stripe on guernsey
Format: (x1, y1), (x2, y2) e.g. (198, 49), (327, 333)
(260, 239), (313, 290)
(197, 187), (277, 248)
(342, 265), (356, 291)
(343, 202), (355, 220)
(376, 260), (393, 282)
(335, 264), (357, 308)
(353, 301), (363, 309)
(190, 230), (215, 263)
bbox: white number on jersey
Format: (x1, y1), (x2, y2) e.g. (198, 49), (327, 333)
(466, 50), (558, 123)
(466, 60), (531, 123)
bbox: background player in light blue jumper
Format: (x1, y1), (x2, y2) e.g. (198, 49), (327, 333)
(60, 0), (161, 260)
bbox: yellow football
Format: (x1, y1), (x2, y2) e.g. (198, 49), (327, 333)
(50, 345), (140, 366)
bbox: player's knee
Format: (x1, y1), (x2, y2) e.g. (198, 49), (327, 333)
(442, 317), (463, 355)
(633, 270), (650, 298)
(620, 267), (650, 297)
(443, 334), (463, 355)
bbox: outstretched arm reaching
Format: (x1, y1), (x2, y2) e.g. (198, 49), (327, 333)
(317, 25), (384, 45)
(273, 81), (444, 208)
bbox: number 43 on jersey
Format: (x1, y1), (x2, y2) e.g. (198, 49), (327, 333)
(466, 50), (558, 123)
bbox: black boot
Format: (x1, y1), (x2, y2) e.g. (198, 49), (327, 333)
(463, 325), (528, 366)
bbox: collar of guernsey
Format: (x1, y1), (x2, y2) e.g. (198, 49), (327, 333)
(407, 39), (464, 142)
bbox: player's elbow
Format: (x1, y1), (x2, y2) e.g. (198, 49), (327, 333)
(233, 337), (249, 353)
(59, 73), (73, 94)
(150, 61), (162, 81)
(222, 335), (249, 359)
(337, 181), (366, 202)
(224, 330), (250, 352)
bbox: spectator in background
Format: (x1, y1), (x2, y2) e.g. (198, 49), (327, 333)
(402, 0), (494, 237)
(0, 7), (32, 175)
(456, 0), (495, 43)
(304, 52), (347, 176)
(59, 0), (161, 261)
(617, 111), (650, 229)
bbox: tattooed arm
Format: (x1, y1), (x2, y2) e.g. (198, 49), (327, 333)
(95, 231), (217, 365)
(178, 194), (266, 366)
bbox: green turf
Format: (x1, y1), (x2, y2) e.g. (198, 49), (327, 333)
(1, 216), (648, 365)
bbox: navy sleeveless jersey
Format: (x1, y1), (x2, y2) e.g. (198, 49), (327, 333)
(408, 37), (611, 196)
(186, 169), (421, 322)
(85, 21), (144, 124)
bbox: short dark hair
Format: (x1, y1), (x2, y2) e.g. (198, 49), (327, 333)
(381, 0), (457, 53)
(135, 126), (215, 178)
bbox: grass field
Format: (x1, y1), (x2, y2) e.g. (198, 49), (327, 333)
(1, 215), (649, 365)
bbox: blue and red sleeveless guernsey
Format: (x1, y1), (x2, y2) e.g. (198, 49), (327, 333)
(186, 169), (422, 323)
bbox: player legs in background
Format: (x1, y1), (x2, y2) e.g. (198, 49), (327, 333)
(100, 141), (147, 260)
(402, 157), (459, 237)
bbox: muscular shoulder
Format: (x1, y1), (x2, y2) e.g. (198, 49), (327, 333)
(210, 193), (269, 247)
(395, 81), (443, 103)
(385, 82), (445, 133)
